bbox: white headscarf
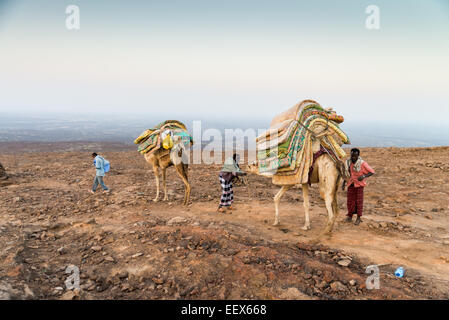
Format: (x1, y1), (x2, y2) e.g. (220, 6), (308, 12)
(345, 157), (364, 173)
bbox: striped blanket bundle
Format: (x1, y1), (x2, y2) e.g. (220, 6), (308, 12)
(134, 120), (193, 155)
(256, 100), (350, 185)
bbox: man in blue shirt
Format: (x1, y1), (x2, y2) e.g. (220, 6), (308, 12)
(90, 152), (109, 194)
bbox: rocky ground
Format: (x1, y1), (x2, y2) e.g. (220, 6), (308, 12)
(0, 143), (448, 300)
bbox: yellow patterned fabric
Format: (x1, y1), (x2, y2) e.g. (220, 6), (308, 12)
(134, 129), (155, 145)
(134, 120), (192, 155)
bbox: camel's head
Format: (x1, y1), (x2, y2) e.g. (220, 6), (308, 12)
(337, 160), (350, 181)
(169, 135), (190, 165)
(245, 160), (260, 175)
(171, 134), (182, 145)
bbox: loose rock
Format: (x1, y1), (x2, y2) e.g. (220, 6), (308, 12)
(338, 259), (351, 267)
(330, 281), (347, 292)
(167, 217), (187, 226)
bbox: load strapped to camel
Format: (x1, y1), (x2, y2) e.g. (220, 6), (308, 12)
(256, 99), (350, 185)
(134, 120), (193, 155)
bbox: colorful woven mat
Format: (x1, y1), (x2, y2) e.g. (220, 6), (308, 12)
(134, 120), (192, 155)
(256, 101), (349, 175)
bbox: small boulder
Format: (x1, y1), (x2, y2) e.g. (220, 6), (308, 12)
(379, 222), (388, 228)
(279, 287), (309, 300)
(330, 281), (347, 292)
(167, 217), (187, 226)
(60, 289), (81, 300)
(23, 285), (34, 299)
(338, 259), (351, 267)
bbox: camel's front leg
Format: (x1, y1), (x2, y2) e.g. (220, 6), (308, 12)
(175, 164), (190, 206)
(328, 176), (341, 232)
(273, 186), (291, 226)
(321, 192), (335, 235)
(153, 166), (160, 202)
(184, 182), (191, 206)
(302, 183), (311, 230)
(320, 176), (341, 235)
(162, 168), (168, 201)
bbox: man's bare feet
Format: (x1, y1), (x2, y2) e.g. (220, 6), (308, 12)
(103, 189), (110, 193)
(89, 190), (95, 194)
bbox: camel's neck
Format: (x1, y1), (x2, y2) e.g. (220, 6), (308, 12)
(311, 139), (322, 153)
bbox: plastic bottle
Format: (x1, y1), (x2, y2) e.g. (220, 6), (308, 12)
(395, 267), (404, 278)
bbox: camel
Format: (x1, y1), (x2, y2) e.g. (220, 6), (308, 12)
(143, 136), (191, 205)
(248, 132), (350, 238)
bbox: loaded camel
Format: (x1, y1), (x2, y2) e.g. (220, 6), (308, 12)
(250, 138), (349, 236)
(248, 101), (350, 238)
(144, 135), (191, 205)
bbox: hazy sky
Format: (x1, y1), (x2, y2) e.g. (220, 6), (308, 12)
(0, 0), (448, 125)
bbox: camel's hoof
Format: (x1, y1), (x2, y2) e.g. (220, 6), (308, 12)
(309, 238), (320, 245)
(301, 225), (311, 231)
(273, 221), (280, 226)
(153, 198), (159, 202)
(163, 198), (169, 202)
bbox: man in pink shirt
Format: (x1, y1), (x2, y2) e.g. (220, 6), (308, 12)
(342, 148), (375, 225)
